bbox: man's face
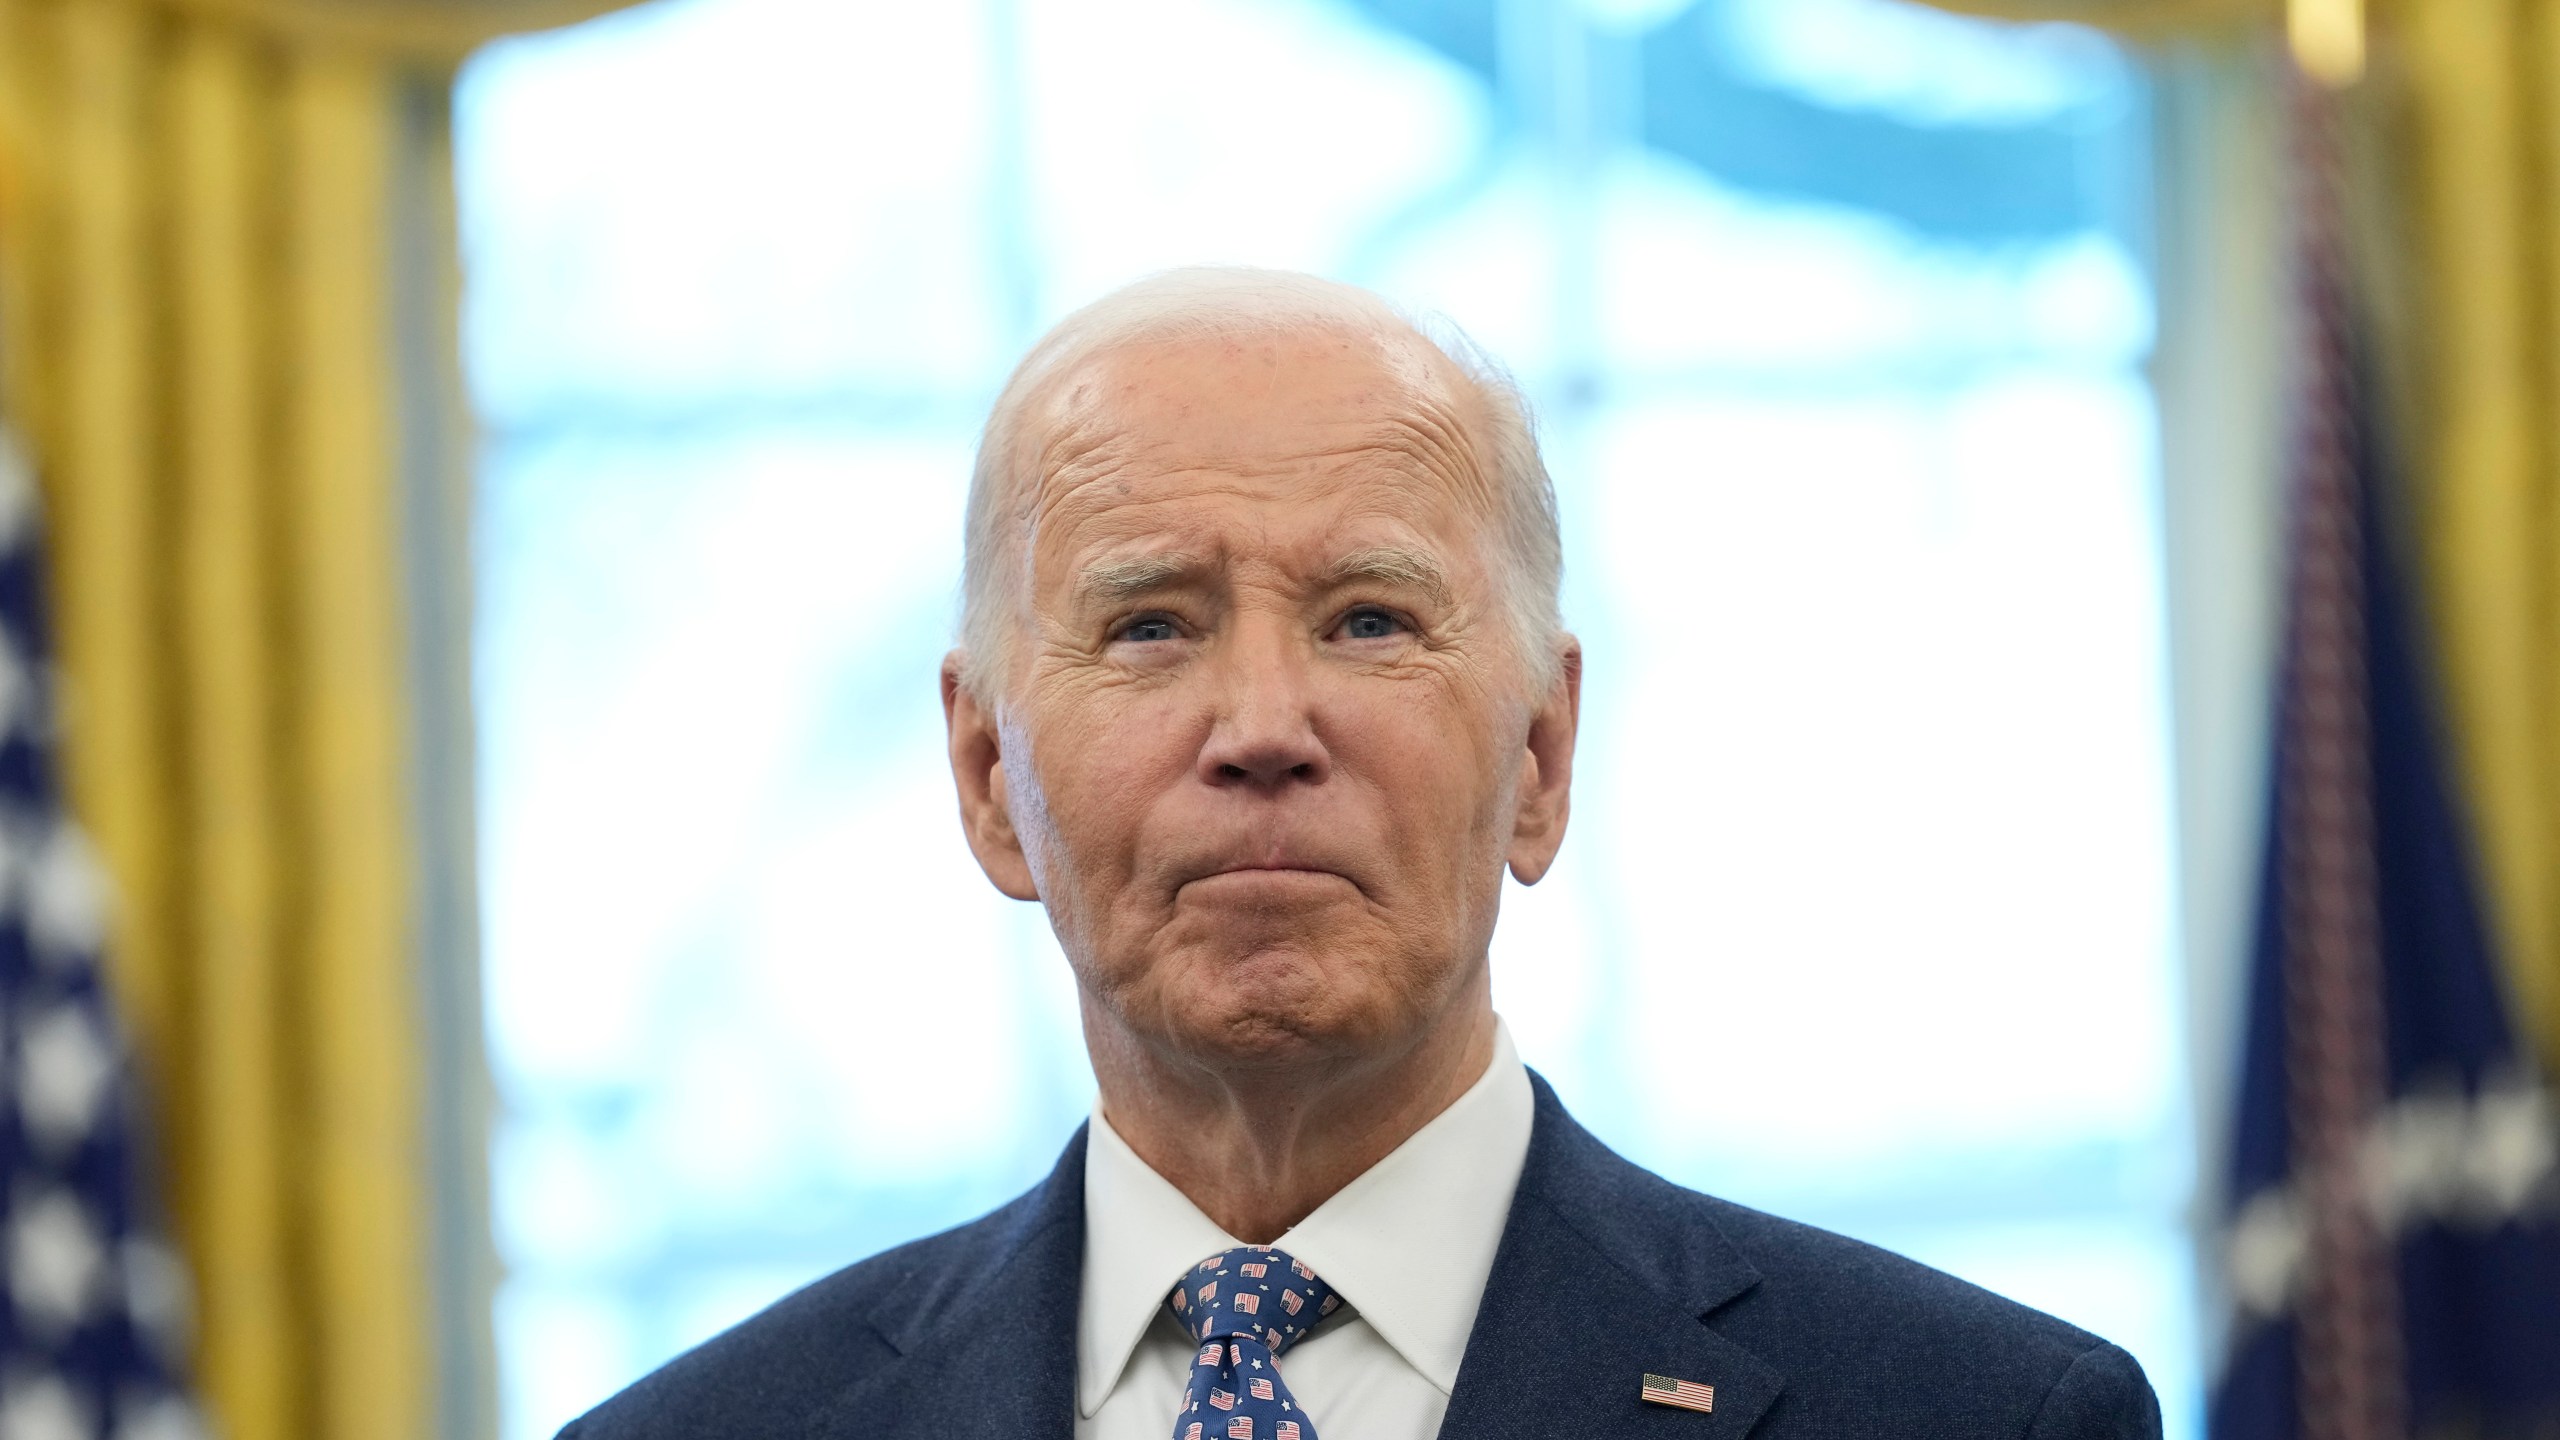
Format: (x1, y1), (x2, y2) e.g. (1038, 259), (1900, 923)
(946, 327), (1577, 1074)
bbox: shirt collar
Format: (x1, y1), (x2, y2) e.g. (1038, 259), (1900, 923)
(1076, 1092), (1241, 1418)
(1075, 1020), (1534, 1415)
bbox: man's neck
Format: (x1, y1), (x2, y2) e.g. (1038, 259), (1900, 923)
(1086, 996), (1499, 1243)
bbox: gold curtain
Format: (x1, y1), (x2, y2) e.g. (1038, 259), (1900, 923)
(0, 1), (631, 1437)
(2382, 0), (2560, 1089)
(1904, 0), (2560, 1076)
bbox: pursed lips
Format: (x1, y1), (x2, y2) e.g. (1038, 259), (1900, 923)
(1173, 856), (1364, 898)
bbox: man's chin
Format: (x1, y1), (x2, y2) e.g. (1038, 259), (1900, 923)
(1076, 918), (1434, 1073)
(1154, 956), (1396, 1072)
(1168, 1012), (1369, 1077)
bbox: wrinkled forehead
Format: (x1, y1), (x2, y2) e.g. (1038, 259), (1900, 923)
(1019, 325), (1496, 521)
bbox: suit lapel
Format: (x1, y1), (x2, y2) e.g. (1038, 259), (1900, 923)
(809, 1128), (1087, 1438)
(1439, 1077), (1786, 1439)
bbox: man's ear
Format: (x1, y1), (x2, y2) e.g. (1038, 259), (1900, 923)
(1506, 638), (1582, 886)
(943, 651), (1041, 901)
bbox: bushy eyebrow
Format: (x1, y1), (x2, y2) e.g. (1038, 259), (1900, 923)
(1077, 553), (1210, 604)
(1323, 545), (1452, 608)
(1073, 545), (1454, 608)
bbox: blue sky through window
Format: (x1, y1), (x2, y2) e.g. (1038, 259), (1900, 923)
(458, 2), (2191, 1435)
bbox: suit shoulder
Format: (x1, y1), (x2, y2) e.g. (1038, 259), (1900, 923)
(557, 1191), (1057, 1440)
(1517, 1083), (2157, 1436)
(1695, 1196), (2159, 1437)
(1704, 1194), (2104, 1349)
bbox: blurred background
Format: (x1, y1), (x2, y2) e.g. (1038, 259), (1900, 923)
(1, 1), (2555, 1440)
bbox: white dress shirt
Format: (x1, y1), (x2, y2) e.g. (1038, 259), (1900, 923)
(1075, 1020), (1534, 1440)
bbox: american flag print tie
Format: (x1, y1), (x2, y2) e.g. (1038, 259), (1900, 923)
(1167, 1245), (1340, 1440)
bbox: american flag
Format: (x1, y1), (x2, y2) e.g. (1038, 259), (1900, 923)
(0, 434), (204, 1440)
(1641, 1373), (1714, 1414)
(2208, 71), (2560, 1440)
(1226, 1418), (1253, 1440)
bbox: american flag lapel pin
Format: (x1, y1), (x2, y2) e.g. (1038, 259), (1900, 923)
(1641, 1373), (1715, 1414)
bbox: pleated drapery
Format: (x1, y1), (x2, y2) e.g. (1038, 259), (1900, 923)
(1903, 0), (2560, 1078)
(2387, 0), (2560, 1095)
(0, 2), (632, 1437)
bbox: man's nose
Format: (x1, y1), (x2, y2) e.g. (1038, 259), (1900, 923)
(1196, 625), (1331, 790)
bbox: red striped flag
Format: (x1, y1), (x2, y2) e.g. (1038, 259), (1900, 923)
(1641, 1373), (1715, 1414)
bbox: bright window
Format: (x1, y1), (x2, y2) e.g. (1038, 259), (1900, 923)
(458, 2), (2192, 1436)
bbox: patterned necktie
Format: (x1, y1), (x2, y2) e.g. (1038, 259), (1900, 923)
(1166, 1245), (1340, 1440)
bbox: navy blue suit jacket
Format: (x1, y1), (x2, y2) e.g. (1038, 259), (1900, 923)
(564, 1074), (2162, 1438)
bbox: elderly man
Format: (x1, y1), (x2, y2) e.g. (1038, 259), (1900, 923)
(565, 270), (2161, 1439)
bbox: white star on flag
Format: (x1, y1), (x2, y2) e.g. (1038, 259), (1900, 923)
(25, 822), (108, 967)
(0, 1375), (91, 1440)
(11, 1190), (105, 1334)
(20, 1005), (116, 1152)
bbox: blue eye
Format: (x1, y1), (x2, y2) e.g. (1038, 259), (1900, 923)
(1339, 608), (1404, 640)
(1118, 617), (1180, 643)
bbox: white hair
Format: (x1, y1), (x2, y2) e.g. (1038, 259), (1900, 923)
(957, 266), (1564, 700)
